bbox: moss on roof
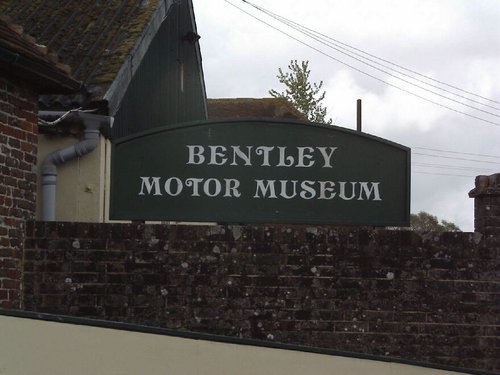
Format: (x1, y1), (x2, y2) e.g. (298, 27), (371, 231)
(0, 0), (159, 90)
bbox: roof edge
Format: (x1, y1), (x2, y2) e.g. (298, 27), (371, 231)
(0, 45), (81, 94)
(188, 0), (208, 119)
(103, 0), (174, 115)
(0, 17), (81, 94)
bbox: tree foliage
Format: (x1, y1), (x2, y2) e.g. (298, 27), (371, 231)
(269, 60), (332, 124)
(410, 211), (461, 232)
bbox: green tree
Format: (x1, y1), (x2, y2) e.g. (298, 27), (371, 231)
(269, 60), (332, 124)
(410, 211), (461, 232)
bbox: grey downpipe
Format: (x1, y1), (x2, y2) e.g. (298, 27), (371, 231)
(39, 112), (112, 221)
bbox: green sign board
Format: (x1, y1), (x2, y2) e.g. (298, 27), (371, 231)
(110, 119), (410, 225)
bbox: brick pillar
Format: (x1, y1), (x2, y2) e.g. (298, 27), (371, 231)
(469, 173), (500, 235)
(0, 76), (38, 309)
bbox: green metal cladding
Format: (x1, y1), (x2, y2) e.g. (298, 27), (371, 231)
(111, 1), (207, 139)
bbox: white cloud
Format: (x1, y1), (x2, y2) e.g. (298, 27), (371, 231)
(193, 0), (500, 231)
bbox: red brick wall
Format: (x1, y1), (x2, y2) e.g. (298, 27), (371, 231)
(23, 222), (499, 373)
(0, 76), (38, 308)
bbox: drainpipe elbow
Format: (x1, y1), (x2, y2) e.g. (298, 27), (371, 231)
(39, 111), (112, 221)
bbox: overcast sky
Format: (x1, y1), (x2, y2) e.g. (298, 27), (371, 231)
(192, 0), (500, 231)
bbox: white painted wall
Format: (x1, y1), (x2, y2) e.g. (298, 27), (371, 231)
(0, 314), (473, 375)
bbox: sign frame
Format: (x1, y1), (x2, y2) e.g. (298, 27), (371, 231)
(110, 118), (410, 226)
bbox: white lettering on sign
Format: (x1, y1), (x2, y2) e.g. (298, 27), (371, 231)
(186, 145), (338, 168)
(137, 145), (382, 202)
(252, 180), (381, 201)
(204, 178), (222, 197)
(224, 179), (242, 197)
(317, 147), (337, 168)
(254, 180), (277, 199)
(255, 146), (274, 166)
(230, 146), (253, 166)
(185, 178), (203, 196)
(296, 147), (314, 168)
(359, 182), (382, 201)
(186, 146), (205, 165)
(140, 177), (242, 198)
(277, 147), (295, 167)
(318, 181), (335, 199)
(139, 177), (162, 195)
(138, 177), (381, 201)
(208, 146), (227, 166)
(164, 177), (183, 196)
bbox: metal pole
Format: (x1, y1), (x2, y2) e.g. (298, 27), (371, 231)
(356, 99), (362, 132)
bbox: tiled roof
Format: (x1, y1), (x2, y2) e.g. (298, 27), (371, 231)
(0, 0), (159, 94)
(0, 16), (80, 93)
(207, 98), (306, 120)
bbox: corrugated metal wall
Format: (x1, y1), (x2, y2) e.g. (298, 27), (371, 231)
(111, 1), (207, 139)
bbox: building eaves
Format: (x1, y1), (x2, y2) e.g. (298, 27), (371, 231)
(0, 16), (80, 94)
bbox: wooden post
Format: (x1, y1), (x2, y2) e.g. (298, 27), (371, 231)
(356, 99), (362, 132)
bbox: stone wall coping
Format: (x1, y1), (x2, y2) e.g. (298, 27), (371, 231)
(469, 173), (500, 198)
